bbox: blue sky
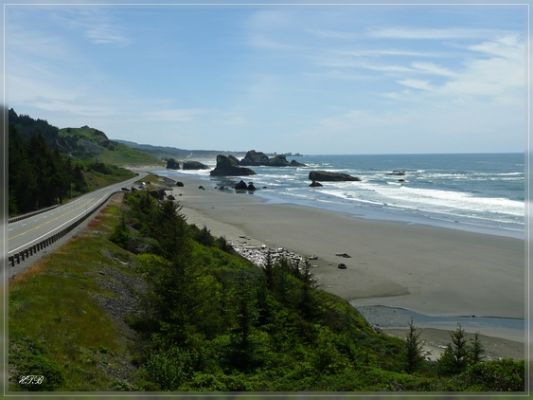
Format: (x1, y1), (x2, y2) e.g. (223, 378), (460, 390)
(6, 4), (528, 154)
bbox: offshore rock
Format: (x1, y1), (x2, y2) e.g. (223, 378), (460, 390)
(210, 155), (255, 176)
(309, 171), (360, 181)
(182, 160), (209, 170)
(166, 158), (180, 169)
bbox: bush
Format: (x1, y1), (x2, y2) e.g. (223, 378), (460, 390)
(144, 347), (194, 390)
(461, 359), (525, 392)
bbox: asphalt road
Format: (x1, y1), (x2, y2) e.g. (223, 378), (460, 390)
(8, 173), (145, 256)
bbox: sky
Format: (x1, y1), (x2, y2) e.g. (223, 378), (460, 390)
(6, 4), (528, 154)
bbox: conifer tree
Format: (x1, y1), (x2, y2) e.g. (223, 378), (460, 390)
(405, 318), (423, 373)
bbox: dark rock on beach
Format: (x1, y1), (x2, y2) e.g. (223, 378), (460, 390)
(234, 180), (248, 190)
(166, 158), (180, 169)
(309, 171), (360, 181)
(182, 160), (209, 170)
(309, 180), (323, 187)
(247, 182), (256, 191)
(337, 263), (347, 269)
(336, 253), (351, 258)
(210, 155), (256, 176)
(176, 181), (184, 187)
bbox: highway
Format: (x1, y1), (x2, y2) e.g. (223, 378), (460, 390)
(8, 173), (145, 257)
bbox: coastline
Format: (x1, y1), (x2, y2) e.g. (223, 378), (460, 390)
(157, 172), (525, 358)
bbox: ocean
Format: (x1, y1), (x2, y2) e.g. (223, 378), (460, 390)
(158, 153), (525, 239)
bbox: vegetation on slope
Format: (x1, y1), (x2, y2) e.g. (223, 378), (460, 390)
(8, 189), (525, 392)
(8, 110), (137, 216)
(59, 126), (159, 165)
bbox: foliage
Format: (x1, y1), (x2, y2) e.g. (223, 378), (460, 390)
(8, 110), (136, 216)
(468, 333), (484, 365)
(405, 319), (423, 373)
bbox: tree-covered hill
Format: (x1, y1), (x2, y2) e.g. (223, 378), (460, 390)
(9, 109), (159, 165)
(8, 110), (140, 215)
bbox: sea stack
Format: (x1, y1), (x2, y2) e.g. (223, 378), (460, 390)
(210, 155), (256, 176)
(308, 171), (360, 182)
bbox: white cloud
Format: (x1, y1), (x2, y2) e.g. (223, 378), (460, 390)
(336, 49), (449, 58)
(84, 23), (129, 45)
(53, 8), (130, 46)
(367, 27), (512, 40)
(411, 62), (457, 77)
(397, 79), (434, 91)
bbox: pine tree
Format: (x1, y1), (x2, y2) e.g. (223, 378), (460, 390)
(468, 332), (484, 364)
(264, 250), (274, 291)
(437, 324), (468, 375)
(299, 259), (316, 320)
(405, 318), (423, 373)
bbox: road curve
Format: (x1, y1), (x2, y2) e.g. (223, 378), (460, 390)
(8, 173), (146, 255)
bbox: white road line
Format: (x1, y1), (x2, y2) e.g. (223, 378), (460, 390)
(8, 195), (108, 254)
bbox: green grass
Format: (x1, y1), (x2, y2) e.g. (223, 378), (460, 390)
(83, 164), (136, 192)
(59, 127), (159, 166)
(98, 143), (159, 166)
(9, 198), (139, 391)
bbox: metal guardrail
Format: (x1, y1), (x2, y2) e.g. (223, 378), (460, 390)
(7, 191), (121, 268)
(8, 204), (60, 223)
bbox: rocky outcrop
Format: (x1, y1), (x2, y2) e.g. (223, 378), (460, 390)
(234, 180), (248, 190)
(388, 170), (406, 176)
(127, 237), (160, 254)
(247, 182), (256, 191)
(182, 160), (209, 170)
(290, 159), (306, 167)
(239, 150), (270, 166)
(176, 181), (184, 187)
(210, 155), (255, 176)
(268, 155), (291, 166)
(239, 150), (306, 167)
(309, 181), (323, 187)
(308, 171), (360, 182)
(166, 158), (180, 169)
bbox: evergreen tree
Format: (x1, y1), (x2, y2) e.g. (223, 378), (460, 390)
(299, 259), (316, 320)
(468, 332), (484, 364)
(229, 273), (257, 370)
(264, 250), (274, 291)
(437, 324), (468, 375)
(405, 318), (423, 373)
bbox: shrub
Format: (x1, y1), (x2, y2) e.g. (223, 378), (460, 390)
(461, 359), (525, 392)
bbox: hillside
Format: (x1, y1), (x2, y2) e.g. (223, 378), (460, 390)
(8, 110), (137, 215)
(59, 127), (159, 165)
(115, 139), (245, 160)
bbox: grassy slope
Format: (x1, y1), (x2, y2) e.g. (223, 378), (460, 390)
(98, 143), (160, 166)
(59, 127), (159, 166)
(83, 165), (136, 192)
(9, 197), (140, 391)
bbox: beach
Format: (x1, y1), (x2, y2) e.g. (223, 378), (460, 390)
(162, 173), (525, 358)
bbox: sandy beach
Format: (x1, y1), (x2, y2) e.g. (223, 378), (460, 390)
(160, 173), (525, 357)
